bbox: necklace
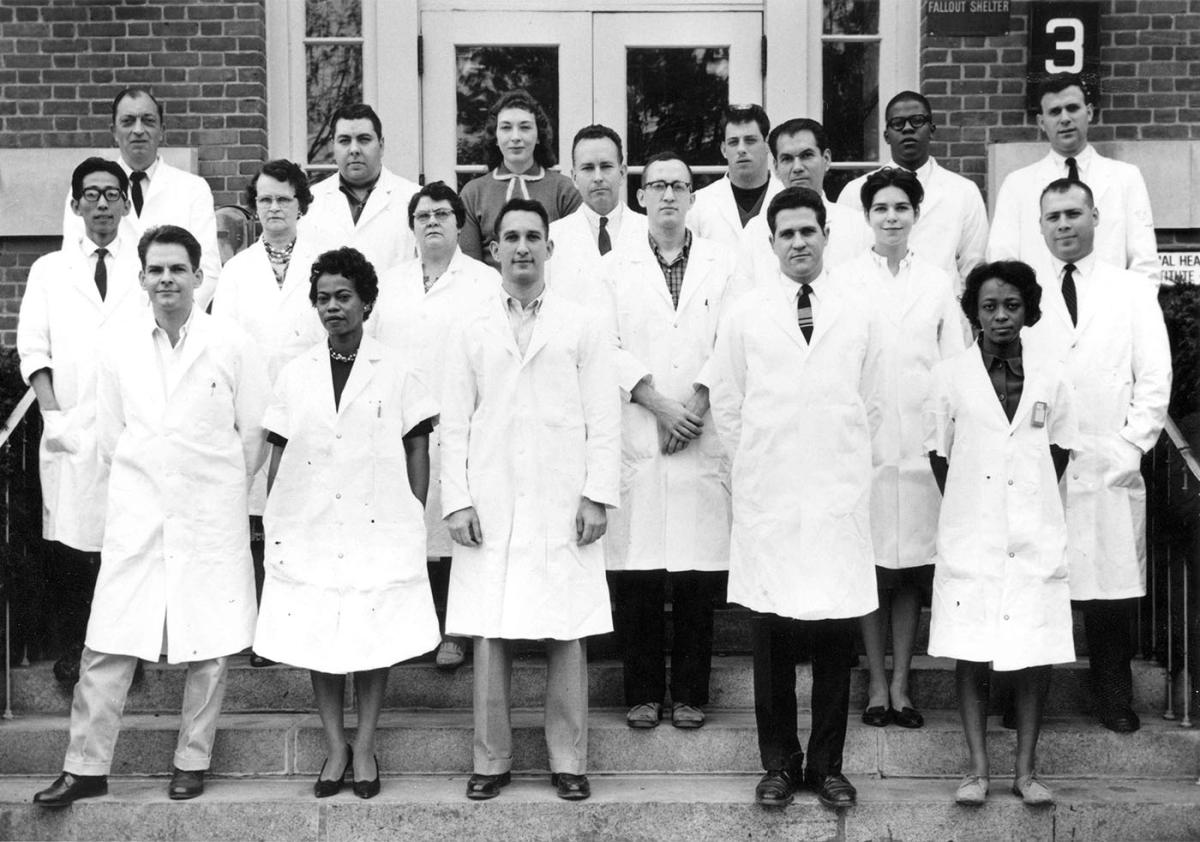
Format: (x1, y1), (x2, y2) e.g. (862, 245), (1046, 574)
(263, 238), (295, 265)
(328, 345), (357, 363)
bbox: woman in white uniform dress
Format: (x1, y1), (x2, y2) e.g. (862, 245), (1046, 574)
(925, 261), (1077, 807)
(254, 247), (440, 799)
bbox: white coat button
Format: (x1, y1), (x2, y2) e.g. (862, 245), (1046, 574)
(1008, 480), (1014, 486)
(336, 433), (342, 439)
(338, 553), (344, 559)
(335, 493), (342, 499)
(1008, 552), (1015, 558)
(1004, 614), (1010, 620)
(1073, 473), (1079, 479)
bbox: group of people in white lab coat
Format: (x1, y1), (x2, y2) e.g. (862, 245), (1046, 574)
(19, 70), (1171, 813)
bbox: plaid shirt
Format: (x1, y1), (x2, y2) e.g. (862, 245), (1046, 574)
(649, 229), (692, 309)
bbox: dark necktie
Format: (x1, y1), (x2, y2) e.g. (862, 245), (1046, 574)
(1065, 156), (1079, 182)
(1062, 262), (1078, 327)
(130, 170), (147, 216)
(598, 216), (611, 255)
(796, 283), (814, 343)
(94, 247), (108, 301)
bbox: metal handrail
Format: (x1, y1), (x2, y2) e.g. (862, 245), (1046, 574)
(0, 388), (35, 451)
(1, 387), (36, 720)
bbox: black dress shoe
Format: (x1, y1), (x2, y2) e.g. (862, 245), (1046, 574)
(314, 745), (353, 798)
(465, 771), (511, 800)
(1100, 707), (1141, 733)
(754, 769), (799, 807)
(892, 706), (924, 729)
(352, 754), (381, 799)
(551, 772), (591, 801)
(168, 768), (205, 800)
(249, 652), (276, 668)
(861, 706), (891, 727)
(806, 772), (857, 809)
(33, 772), (108, 808)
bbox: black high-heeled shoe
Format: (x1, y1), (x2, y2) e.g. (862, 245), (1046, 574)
(313, 745), (353, 798)
(352, 754), (381, 799)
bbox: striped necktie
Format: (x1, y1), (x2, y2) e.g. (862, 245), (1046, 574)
(796, 283), (814, 342)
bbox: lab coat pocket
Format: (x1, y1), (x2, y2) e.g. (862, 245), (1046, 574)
(196, 378), (235, 436)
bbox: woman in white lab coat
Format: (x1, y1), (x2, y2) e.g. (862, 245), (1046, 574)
(925, 261), (1077, 807)
(212, 159), (324, 665)
(254, 247), (440, 799)
(847, 168), (965, 730)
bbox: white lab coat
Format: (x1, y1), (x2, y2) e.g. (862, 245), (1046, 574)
(88, 310), (269, 663)
(838, 158), (988, 290)
(369, 248), (500, 557)
(737, 196), (872, 283)
(688, 173), (784, 253)
(837, 250), (966, 569)
(709, 271), (884, 621)
(599, 234), (735, 572)
(299, 166), (420, 274)
(1024, 255), (1172, 600)
(61, 158), (221, 309)
(548, 205), (648, 307)
(441, 290), (621, 640)
(987, 146), (1159, 283)
(925, 343), (1078, 670)
(254, 336), (441, 673)
(17, 235), (145, 551)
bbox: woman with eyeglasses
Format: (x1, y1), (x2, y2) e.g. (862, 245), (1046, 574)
(458, 89), (581, 270)
(212, 159), (325, 665)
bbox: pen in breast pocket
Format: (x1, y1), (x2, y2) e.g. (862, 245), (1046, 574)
(210, 381), (216, 396)
(377, 403), (382, 418)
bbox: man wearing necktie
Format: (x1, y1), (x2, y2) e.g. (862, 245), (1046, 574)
(61, 88), (223, 308)
(988, 73), (1159, 282)
(1024, 178), (1171, 734)
(710, 186), (884, 811)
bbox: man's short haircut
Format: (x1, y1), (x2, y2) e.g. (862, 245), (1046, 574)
(884, 90), (933, 119)
(111, 87), (164, 123)
(960, 260), (1043, 329)
(72, 157), (129, 201)
(571, 124), (624, 164)
(407, 180), (466, 230)
(768, 118), (830, 157)
(485, 90), (557, 170)
(641, 150), (694, 183)
(330, 103), (383, 140)
(138, 225), (202, 271)
(308, 246), (380, 308)
(860, 166), (925, 213)
(246, 159), (314, 214)
(766, 186), (827, 235)
(1040, 177), (1096, 209)
(1036, 72), (1092, 106)
(719, 103), (770, 140)
(494, 197), (550, 240)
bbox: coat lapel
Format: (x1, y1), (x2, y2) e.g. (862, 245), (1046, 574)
(675, 247), (713, 314)
(766, 278), (808, 351)
(336, 335), (382, 416)
(520, 293), (558, 366)
(630, 241), (676, 311)
(809, 289), (843, 350)
(169, 311), (211, 398)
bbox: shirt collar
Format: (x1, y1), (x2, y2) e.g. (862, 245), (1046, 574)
(887, 156), (935, 182)
(1049, 143), (1095, 170)
(867, 247), (914, 271)
(119, 156), (160, 180)
(581, 201), (623, 228)
(649, 228), (692, 266)
(501, 282), (545, 311)
(79, 232), (127, 259)
(779, 267), (827, 297)
(150, 304), (196, 340)
(980, 341), (1024, 377)
(339, 173), (380, 196)
(1049, 250), (1097, 281)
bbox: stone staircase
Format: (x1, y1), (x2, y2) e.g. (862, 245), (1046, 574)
(1, 607), (1198, 841)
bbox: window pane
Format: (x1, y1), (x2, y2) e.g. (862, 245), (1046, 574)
(306, 0), (361, 38)
(823, 41), (879, 162)
(627, 47), (729, 167)
(306, 43), (363, 165)
(456, 46), (559, 168)
(823, 0), (879, 35)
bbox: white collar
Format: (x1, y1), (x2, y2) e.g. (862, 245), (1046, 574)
(119, 156), (161, 180)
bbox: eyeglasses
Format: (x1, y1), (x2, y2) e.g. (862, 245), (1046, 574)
(414, 209), (456, 224)
(642, 180), (692, 195)
(80, 187), (125, 203)
(256, 196), (297, 208)
(885, 114), (933, 132)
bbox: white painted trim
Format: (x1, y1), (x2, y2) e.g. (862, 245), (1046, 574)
(420, 0), (761, 10)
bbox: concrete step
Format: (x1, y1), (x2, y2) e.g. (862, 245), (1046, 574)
(6, 654), (1170, 717)
(2, 709), (1196, 780)
(1, 775), (1198, 842)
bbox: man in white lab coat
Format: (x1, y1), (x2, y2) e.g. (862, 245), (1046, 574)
(988, 73), (1159, 283)
(600, 152), (736, 730)
(838, 91), (988, 291)
(1024, 179), (1171, 733)
(688, 103), (784, 253)
(547, 124), (647, 305)
(739, 118), (872, 281)
(20, 158), (145, 685)
(710, 187), (882, 811)
(61, 88), (222, 308)
(300, 103), (420, 274)
(442, 198), (620, 802)
(33, 225), (269, 808)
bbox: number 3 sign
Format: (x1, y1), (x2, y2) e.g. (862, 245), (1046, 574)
(1026, 2), (1100, 113)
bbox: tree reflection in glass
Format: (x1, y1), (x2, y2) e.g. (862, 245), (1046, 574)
(307, 44), (364, 166)
(456, 47), (559, 170)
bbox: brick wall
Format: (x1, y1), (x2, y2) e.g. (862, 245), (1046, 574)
(0, 0), (268, 346)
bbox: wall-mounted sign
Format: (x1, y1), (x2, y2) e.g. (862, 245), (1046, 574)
(1160, 252), (1200, 285)
(1027, 2), (1101, 112)
(926, 1), (1012, 37)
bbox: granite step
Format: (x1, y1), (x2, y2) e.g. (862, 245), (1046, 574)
(1, 709), (1196, 780)
(1, 775), (1198, 842)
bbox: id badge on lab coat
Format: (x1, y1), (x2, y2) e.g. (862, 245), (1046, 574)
(1031, 401), (1047, 428)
